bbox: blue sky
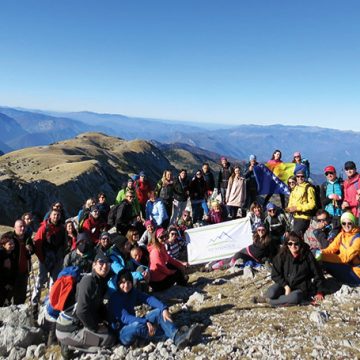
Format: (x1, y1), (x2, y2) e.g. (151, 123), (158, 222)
(0, 0), (359, 130)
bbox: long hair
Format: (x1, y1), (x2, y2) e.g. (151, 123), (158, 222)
(279, 231), (306, 259)
(271, 149), (282, 160)
(253, 228), (271, 248)
(161, 170), (172, 185)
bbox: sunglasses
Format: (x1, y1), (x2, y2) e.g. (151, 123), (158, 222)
(288, 181), (296, 185)
(287, 242), (300, 247)
(296, 175), (304, 178)
(325, 172), (334, 176)
(268, 209), (276, 212)
(341, 222), (353, 226)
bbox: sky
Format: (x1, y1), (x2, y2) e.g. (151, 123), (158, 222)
(0, 0), (359, 131)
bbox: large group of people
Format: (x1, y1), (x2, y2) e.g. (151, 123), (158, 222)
(1, 152), (360, 358)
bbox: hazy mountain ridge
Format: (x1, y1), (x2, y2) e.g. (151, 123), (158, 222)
(1, 106), (359, 174)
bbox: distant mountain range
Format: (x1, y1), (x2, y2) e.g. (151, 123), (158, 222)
(1, 106), (359, 175)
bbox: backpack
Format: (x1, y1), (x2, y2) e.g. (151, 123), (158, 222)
(304, 183), (322, 217)
(107, 203), (121, 228)
(78, 209), (90, 232)
(47, 266), (82, 319)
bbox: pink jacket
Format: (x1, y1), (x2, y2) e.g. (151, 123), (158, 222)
(343, 173), (360, 217)
(147, 243), (184, 282)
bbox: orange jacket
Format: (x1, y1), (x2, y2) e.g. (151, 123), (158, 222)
(321, 227), (360, 278)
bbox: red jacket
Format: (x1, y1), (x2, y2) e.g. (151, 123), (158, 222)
(82, 216), (108, 244)
(147, 243), (184, 282)
(34, 220), (66, 263)
(135, 179), (152, 206)
(344, 173), (360, 217)
(12, 233), (30, 274)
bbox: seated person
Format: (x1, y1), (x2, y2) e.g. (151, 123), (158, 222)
(176, 209), (193, 237)
(63, 232), (94, 273)
(129, 245), (149, 270)
(264, 202), (290, 245)
(304, 210), (339, 253)
(107, 269), (201, 348)
(165, 226), (185, 260)
(253, 232), (325, 306)
(317, 212), (360, 286)
(95, 232), (112, 257)
(108, 234), (149, 292)
(230, 223), (274, 267)
(206, 201), (225, 224)
(148, 228), (188, 292)
(56, 254), (116, 357)
(247, 201), (265, 233)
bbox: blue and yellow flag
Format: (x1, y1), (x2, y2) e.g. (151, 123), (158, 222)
(253, 164), (290, 195)
(266, 162), (296, 183)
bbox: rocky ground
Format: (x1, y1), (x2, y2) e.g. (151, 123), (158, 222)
(1, 265), (360, 360)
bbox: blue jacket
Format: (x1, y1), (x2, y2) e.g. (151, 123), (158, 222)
(108, 288), (167, 330)
(145, 199), (168, 226)
(108, 247), (144, 291)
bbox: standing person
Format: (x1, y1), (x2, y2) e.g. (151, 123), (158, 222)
(171, 169), (190, 225)
(22, 212), (35, 239)
(134, 171), (152, 218)
(225, 165), (246, 220)
(202, 163), (215, 196)
(341, 161), (360, 220)
(109, 190), (137, 236)
(264, 150), (286, 209)
(10, 220), (33, 305)
(253, 232), (325, 306)
(82, 205), (108, 245)
(217, 157), (233, 211)
(264, 203), (290, 246)
(65, 219), (78, 251)
(244, 155), (259, 210)
(320, 165), (343, 218)
(107, 269), (201, 348)
(292, 152), (310, 181)
(56, 254), (116, 357)
(317, 212), (360, 286)
(155, 170), (174, 220)
(145, 190), (169, 228)
(286, 169), (316, 235)
(97, 192), (110, 223)
(115, 178), (142, 218)
(189, 170), (208, 223)
(32, 209), (67, 316)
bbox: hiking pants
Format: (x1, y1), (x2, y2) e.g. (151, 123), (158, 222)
(32, 259), (63, 305)
(119, 308), (178, 346)
(265, 283), (304, 306)
(322, 262), (360, 286)
(56, 326), (116, 348)
(170, 200), (187, 225)
(149, 264), (187, 292)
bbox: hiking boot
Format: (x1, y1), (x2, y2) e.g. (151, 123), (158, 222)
(251, 296), (269, 304)
(174, 324), (202, 349)
(60, 343), (72, 360)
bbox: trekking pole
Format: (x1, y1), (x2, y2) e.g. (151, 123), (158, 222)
(27, 259), (36, 326)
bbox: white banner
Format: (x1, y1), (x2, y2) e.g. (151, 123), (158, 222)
(185, 218), (253, 265)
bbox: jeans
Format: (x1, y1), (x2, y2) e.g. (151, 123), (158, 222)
(322, 262), (360, 286)
(191, 200), (204, 223)
(119, 308), (178, 346)
(265, 283), (304, 306)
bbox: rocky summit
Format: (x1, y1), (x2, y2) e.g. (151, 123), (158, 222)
(1, 266), (360, 359)
(0, 132), (222, 225)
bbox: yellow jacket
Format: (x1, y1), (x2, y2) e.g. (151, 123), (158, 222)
(321, 228), (360, 278)
(288, 183), (316, 220)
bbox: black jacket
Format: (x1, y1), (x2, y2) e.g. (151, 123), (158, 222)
(271, 244), (325, 296)
(217, 162), (233, 190)
(203, 171), (215, 192)
(173, 176), (190, 202)
(75, 271), (109, 331)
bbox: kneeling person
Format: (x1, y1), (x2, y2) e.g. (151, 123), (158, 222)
(56, 253), (116, 355)
(108, 269), (201, 348)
